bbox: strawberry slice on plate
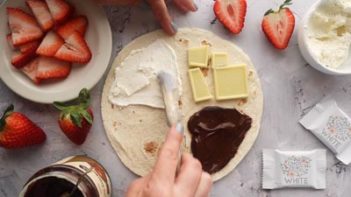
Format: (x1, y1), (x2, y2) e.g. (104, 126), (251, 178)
(26, 0), (55, 31)
(21, 58), (41, 84)
(36, 56), (71, 80)
(11, 50), (37, 69)
(19, 40), (40, 53)
(7, 34), (40, 53)
(213, 0), (247, 34)
(36, 31), (64, 57)
(11, 42), (38, 69)
(7, 7), (43, 46)
(55, 31), (92, 64)
(6, 34), (15, 49)
(45, 0), (72, 24)
(261, 0), (295, 50)
(57, 15), (88, 39)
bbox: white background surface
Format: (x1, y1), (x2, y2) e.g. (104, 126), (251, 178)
(1, 0), (351, 196)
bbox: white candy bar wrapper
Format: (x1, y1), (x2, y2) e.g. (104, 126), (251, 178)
(300, 100), (351, 165)
(262, 149), (326, 189)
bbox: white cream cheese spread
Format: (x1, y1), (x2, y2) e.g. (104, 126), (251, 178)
(306, 0), (351, 69)
(109, 39), (182, 109)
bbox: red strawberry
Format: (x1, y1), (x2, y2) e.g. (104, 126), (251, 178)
(11, 46), (37, 69)
(36, 31), (64, 57)
(54, 89), (93, 145)
(213, 0), (247, 34)
(19, 40), (40, 53)
(55, 31), (92, 64)
(36, 56), (71, 80)
(26, 0), (55, 31)
(45, 0), (72, 24)
(21, 58), (41, 84)
(7, 7), (43, 46)
(6, 34), (15, 49)
(261, 0), (295, 50)
(0, 105), (46, 149)
(57, 15), (88, 39)
(7, 34), (40, 53)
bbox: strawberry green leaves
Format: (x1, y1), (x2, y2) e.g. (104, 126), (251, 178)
(54, 88), (92, 128)
(0, 105), (14, 131)
(265, 0), (293, 16)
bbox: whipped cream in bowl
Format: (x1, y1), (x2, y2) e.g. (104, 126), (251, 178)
(298, 0), (351, 75)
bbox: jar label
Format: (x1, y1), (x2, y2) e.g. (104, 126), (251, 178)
(55, 156), (112, 196)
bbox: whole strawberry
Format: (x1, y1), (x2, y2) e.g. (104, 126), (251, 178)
(0, 105), (46, 149)
(262, 0), (295, 49)
(54, 88), (93, 145)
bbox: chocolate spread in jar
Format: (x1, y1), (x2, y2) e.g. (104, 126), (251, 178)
(20, 156), (111, 197)
(188, 106), (252, 174)
(24, 177), (85, 197)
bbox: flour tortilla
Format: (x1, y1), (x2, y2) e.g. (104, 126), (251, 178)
(101, 28), (263, 181)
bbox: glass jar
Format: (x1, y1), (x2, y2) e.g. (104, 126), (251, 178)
(19, 155), (112, 197)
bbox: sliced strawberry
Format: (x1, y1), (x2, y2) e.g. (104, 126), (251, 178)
(26, 0), (55, 31)
(7, 7), (43, 46)
(36, 56), (71, 80)
(36, 31), (64, 57)
(11, 51), (37, 69)
(261, 0), (295, 49)
(45, 0), (72, 24)
(213, 0), (247, 34)
(7, 34), (39, 53)
(19, 40), (40, 53)
(11, 44), (38, 69)
(6, 34), (15, 49)
(57, 15), (88, 39)
(21, 58), (41, 84)
(55, 31), (92, 64)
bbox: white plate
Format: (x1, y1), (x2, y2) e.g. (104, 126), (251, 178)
(0, 0), (112, 103)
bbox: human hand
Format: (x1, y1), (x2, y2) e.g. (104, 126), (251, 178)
(146, 0), (197, 35)
(126, 124), (212, 197)
(99, 0), (198, 35)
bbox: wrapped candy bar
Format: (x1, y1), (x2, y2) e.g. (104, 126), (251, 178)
(300, 100), (351, 164)
(262, 149), (326, 189)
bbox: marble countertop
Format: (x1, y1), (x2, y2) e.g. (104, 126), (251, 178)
(1, 0), (351, 196)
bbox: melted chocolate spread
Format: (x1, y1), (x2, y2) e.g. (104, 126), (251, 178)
(188, 106), (252, 174)
(24, 177), (84, 197)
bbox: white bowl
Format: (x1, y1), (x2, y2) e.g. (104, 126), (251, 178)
(298, 0), (351, 75)
(0, 0), (112, 103)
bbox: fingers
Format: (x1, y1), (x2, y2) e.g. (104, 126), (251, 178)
(148, 0), (177, 35)
(173, 0), (197, 12)
(125, 177), (146, 197)
(152, 125), (183, 183)
(195, 172), (212, 197)
(97, 0), (136, 6)
(175, 153), (203, 196)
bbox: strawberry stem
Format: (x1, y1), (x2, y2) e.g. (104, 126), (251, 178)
(0, 105), (14, 131)
(279, 0), (292, 10)
(265, 0), (292, 16)
(78, 88), (90, 108)
(264, 9), (274, 16)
